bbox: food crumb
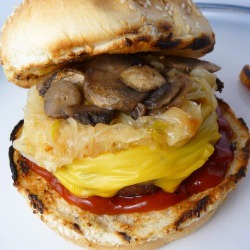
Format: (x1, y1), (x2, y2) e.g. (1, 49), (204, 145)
(239, 64), (250, 89)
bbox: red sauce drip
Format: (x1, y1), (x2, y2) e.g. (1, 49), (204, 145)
(27, 110), (234, 215)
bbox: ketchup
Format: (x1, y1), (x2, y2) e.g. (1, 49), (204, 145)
(27, 110), (234, 215)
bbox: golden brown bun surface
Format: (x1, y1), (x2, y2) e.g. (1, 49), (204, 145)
(9, 99), (250, 249)
(1, 0), (214, 88)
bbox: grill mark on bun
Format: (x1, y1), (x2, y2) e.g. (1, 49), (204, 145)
(157, 21), (171, 32)
(9, 120), (25, 183)
(154, 33), (181, 49)
(9, 146), (18, 183)
(28, 193), (44, 214)
(188, 34), (212, 50)
(10, 119), (24, 142)
(242, 138), (250, 161)
(234, 167), (247, 183)
(174, 195), (210, 230)
(135, 35), (151, 43)
(118, 231), (132, 243)
(238, 117), (248, 130)
(72, 223), (82, 233)
(19, 157), (30, 175)
(125, 37), (133, 46)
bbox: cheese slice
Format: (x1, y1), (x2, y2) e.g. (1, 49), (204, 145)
(54, 111), (220, 198)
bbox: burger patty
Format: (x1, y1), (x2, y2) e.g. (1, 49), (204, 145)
(116, 183), (160, 197)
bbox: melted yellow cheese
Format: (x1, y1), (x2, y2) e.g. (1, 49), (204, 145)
(54, 111), (220, 197)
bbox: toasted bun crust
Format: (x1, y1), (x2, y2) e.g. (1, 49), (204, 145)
(1, 0), (214, 88)
(9, 99), (250, 249)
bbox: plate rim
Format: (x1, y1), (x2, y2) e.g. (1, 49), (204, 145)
(196, 3), (250, 13)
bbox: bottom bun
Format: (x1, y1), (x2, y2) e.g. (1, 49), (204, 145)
(9, 99), (249, 250)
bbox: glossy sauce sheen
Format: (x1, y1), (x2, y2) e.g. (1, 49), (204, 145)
(28, 110), (234, 215)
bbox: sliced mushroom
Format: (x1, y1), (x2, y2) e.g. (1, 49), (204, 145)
(40, 54), (209, 122)
(37, 68), (85, 97)
(131, 103), (147, 120)
(163, 56), (221, 73)
(83, 55), (148, 112)
(37, 73), (55, 97)
(144, 73), (190, 111)
(44, 80), (82, 118)
(148, 76), (191, 115)
(140, 54), (220, 73)
(120, 65), (166, 92)
(144, 82), (180, 110)
(66, 105), (115, 125)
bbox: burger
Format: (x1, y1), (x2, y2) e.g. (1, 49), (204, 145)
(1, 0), (249, 249)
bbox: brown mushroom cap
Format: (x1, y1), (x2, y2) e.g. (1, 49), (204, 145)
(120, 65), (166, 92)
(83, 55), (148, 112)
(44, 80), (82, 118)
(65, 105), (115, 126)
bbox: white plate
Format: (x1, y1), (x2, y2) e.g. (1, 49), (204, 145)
(0, 2), (249, 250)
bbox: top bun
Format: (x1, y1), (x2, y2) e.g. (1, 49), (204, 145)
(0, 0), (215, 88)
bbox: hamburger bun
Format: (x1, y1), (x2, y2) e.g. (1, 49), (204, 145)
(0, 0), (214, 88)
(9, 99), (249, 249)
